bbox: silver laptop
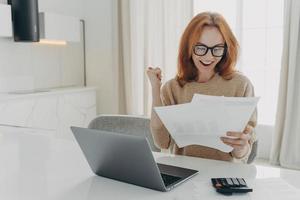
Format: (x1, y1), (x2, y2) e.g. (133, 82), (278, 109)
(71, 126), (198, 192)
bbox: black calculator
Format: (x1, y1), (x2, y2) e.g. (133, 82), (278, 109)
(211, 178), (253, 195)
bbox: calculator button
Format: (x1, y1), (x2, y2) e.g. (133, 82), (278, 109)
(220, 178), (228, 187)
(226, 178), (234, 186)
(237, 178), (247, 187)
(215, 179), (222, 188)
(211, 178), (217, 185)
(231, 178), (240, 187)
(211, 178), (222, 188)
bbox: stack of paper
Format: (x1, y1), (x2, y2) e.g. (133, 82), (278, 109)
(154, 94), (259, 152)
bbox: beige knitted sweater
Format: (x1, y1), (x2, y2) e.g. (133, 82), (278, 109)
(150, 72), (257, 163)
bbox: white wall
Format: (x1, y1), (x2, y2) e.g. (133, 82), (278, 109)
(0, 0), (84, 92)
(83, 0), (120, 114)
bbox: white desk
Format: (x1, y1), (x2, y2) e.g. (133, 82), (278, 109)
(0, 126), (300, 200)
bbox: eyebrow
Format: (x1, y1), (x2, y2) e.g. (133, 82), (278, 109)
(196, 42), (225, 47)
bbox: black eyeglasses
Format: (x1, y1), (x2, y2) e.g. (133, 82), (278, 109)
(193, 44), (227, 57)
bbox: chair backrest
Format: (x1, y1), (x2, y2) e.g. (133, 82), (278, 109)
(88, 115), (160, 152)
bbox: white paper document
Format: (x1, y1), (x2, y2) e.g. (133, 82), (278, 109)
(154, 94), (259, 152)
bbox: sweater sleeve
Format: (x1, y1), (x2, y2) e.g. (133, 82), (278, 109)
(150, 83), (173, 149)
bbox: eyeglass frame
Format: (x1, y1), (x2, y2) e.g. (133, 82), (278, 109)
(193, 43), (227, 57)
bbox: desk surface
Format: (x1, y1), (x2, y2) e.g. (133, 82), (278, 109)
(0, 126), (300, 200)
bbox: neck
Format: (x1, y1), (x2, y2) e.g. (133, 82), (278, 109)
(197, 72), (216, 83)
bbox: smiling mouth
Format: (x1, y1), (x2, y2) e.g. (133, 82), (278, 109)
(199, 60), (213, 67)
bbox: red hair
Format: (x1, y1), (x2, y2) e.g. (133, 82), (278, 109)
(176, 12), (239, 86)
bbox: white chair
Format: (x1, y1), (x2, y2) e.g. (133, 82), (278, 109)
(88, 114), (160, 152)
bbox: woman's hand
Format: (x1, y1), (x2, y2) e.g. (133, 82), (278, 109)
(221, 125), (253, 158)
(146, 67), (162, 89)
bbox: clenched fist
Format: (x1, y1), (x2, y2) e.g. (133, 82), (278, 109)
(146, 67), (162, 89)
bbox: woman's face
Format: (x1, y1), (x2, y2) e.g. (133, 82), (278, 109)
(192, 26), (225, 78)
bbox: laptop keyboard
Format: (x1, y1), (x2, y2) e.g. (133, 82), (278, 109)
(160, 173), (182, 186)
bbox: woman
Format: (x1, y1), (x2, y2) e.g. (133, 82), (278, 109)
(146, 12), (257, 163)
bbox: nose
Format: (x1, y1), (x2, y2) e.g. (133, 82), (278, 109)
(203, 49), (214, 60)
